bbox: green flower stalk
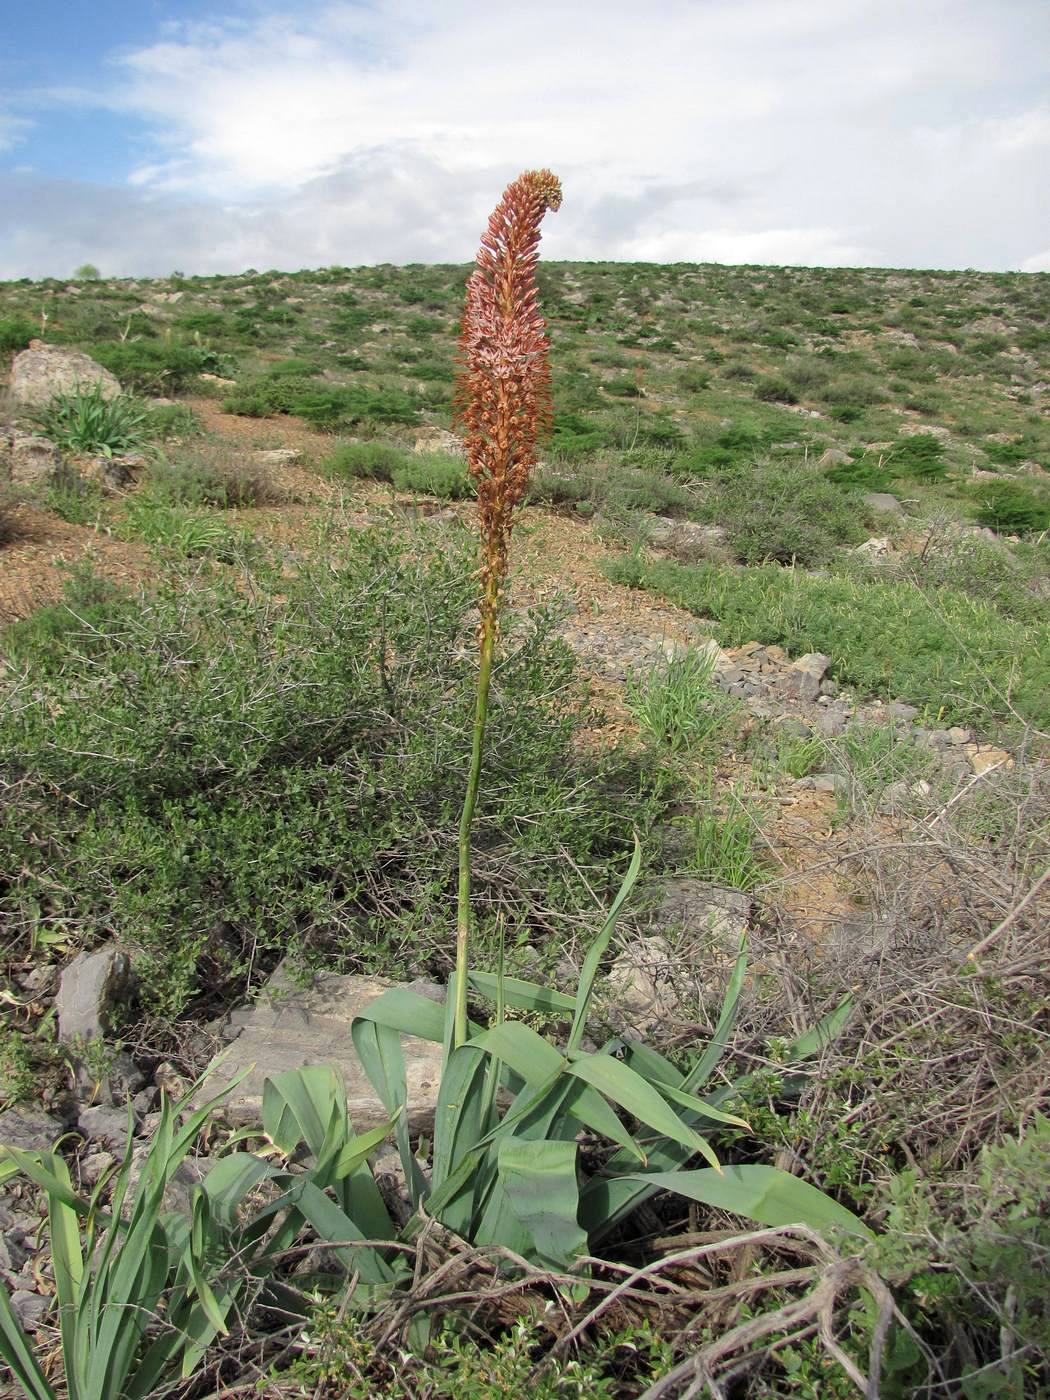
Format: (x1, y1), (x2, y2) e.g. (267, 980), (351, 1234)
(452, 169), (562, 1046)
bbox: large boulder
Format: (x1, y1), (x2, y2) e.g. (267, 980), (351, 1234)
(2, 432), (62, 486)
(202, 964), (446, 1131)
(56, 945), (135, 1044)
(9, 342), (122, 408)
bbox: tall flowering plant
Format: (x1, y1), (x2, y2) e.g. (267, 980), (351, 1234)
(451, 169), (563, 1046)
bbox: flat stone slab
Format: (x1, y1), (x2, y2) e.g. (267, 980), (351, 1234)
(204, 965), (445, 1132)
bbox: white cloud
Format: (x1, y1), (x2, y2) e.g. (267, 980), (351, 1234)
(0, 110), (32, 153)
(2, 0), (1049, 274)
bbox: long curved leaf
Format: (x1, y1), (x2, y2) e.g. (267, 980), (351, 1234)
(619, 1165), (872, 1239)
(466, 972), (577, 1015)
(351, 1017), (426, 1202)
(567, 836), (642, 1052)
(0, 1285), (54, 1400)
(682, 940), (747, 1094)
(566, 1052), (721, 1170)
(474, 1138), (587, 1270)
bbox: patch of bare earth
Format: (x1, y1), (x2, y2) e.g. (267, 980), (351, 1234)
(0, 505), (152, 624)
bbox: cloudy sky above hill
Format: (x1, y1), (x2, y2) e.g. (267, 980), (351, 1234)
(1, 0), (1047, 278)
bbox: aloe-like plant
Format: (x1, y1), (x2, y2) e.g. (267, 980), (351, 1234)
(27, 384), (149, 457)
(0, 175), (871, 1396)
(0, 1072), (251, 1400)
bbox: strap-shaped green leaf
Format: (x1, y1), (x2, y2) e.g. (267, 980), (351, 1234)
(682, 940), (747, 1094)
(566, 1052), (721, 1169)
(466, 972), (577, 1014)
(0, 1281), (55, 1400)
(351, 987), (448, 1044)
(287, 1179), (404, 1285)
(202, 1152), (281, 1230)
(620, 1165), (872, 1239)
(350, 1018), (427, 1204)
(656, 1081), (750, 1130)
(567, 836), (642, 1053)
(45, 1154), (83, 1383)
(468, 1022), (565, 1082)
(263, 1064), (340, 1157)
(619, 1039), (685, 1089)
(476, 1138), (588, 1270)
(784, 995), (854, 1060)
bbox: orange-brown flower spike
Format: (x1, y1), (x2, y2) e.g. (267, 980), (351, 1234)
(452, 170), (560, 1047)
(455, 169), (562, 634)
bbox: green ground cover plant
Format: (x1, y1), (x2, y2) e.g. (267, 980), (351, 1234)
(605, 553), (1050, 730)
(0, 534), (647, 1019)
(972, 477), (1050, 534)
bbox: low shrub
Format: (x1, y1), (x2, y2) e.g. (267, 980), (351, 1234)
(530, 460), (693, 516)
(143, 443), (281, 508)
(825, 456), (894, 491)
(0, 485), (20, 546)
(121, 499), (251, 559)
(972, 478), (1050, 535)
(691, 458), (870, 567)
(754, 375), (798, 404)
(886, 433), (947, 481)
(321, 441), (410, 479)
(0, 315), (36, 353)
(893, 533), (1049, 624)
(672, 424), (772, 479)
(0, 536), (650, 1017)
(88, 340), (227, 394)
(392, 451), (471, 499)
(548, 410), (610, 460)
(44, 464), (106, 525)
(223, 374), (421, 429)
(604, 553), (1050, 729)
(144, 401), (203, 441)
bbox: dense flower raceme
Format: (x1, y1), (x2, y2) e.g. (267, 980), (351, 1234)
(455, 169), (563, 628)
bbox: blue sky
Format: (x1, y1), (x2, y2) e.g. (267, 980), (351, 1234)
(1, 1), (1048, 278)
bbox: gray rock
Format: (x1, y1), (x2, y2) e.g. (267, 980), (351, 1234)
(10, 1291), (48, 1332)
(56, 945), (135, 1044)
(132, 1086), (159, 1118)
(412, 427), (464, 457)
(647, 879), (751, 942)
(9, 433), (62, 486)
(818, 448), (852, 468)
(9, 343), (122, 408)
(799, 773), (850, 798)
(0, 1107), (63, 1153)
(853, 537), (892, 560)
(79, 1151), (116, 1187)
(813, 707), (849, 737)
(785, 653), (832, 703)
(863, 492), (904, 515)
(106, 1051), (147, 1104)
(201, 964), (445, 1132)
(900, 423), (950, 442)
(647, 517), (732, 563)
(887, 702), (919, 723)
(80, 454), (136, 493)
(78, 1105), (132, 1154)
(254, 448), (302, 467)
(17, 965), (56, 996)
(604, 936), (680, 1036)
